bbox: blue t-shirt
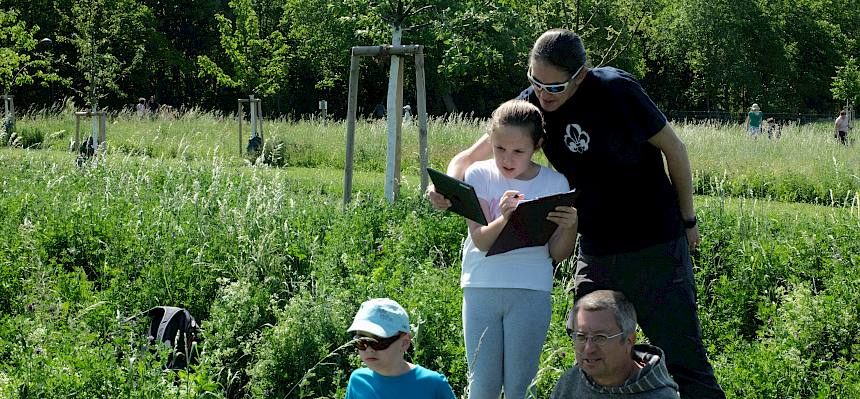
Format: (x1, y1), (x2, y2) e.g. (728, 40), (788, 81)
(518, 67), (683, 255)
(344, 365), (457, 399)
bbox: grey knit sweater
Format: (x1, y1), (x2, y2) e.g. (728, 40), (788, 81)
(550, 344), (679, 398)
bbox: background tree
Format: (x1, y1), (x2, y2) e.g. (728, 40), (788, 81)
(4, 0), (859, 115)
(533, 0), (653, 74)
(61, 0), (155, 109)
(196, 0), (290, 100)
(0, 9), (59, 99)
(277, 0), (367, 115)
(775, 0), (846, 112)
(831, 57), (860, 110)
(429, 0), (531, 113)
(138, 0), (226, 108)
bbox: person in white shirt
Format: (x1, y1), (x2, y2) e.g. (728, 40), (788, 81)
(835, 110), (852, 145)
(460, 99), (578, 399)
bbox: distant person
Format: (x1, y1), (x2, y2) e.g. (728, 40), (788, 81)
(403, 104), (412, 124)
(745, 103), (763, 136)
(458, 99), (577, 399)
(551, 290), (679, 398)
(136, 98), (146, 118)
(159, 104), (176, 120)
(374, 103), (386, 119)
(835, 110), (852, 145)
(765, 117), (781, 139)
(148, 96), (159, 118)
(345, 298), (456, 399)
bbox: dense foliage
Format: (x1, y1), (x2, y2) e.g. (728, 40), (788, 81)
(2, 0), (859, 116)
(1, 114), (859, 397)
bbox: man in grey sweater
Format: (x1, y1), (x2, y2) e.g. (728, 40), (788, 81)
(551, 290), (679, 398)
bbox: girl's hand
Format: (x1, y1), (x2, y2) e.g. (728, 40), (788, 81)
(547, 205), (578, 230)
(426, 184), (452, 210)
(498, 190), (523, 219)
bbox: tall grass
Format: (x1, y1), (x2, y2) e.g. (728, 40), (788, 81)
(11, 108), (858, 206)
(680, 120), (860, 205)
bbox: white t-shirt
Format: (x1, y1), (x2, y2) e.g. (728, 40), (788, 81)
(836, 115), (851, 132)
(461, 159), (570, 292)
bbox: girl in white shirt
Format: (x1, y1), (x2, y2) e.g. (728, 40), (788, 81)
(460, 99), (578, 399)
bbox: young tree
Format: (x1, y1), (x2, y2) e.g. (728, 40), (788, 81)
(63, 0), (154, 109)
(832, 57), (860, 108)
(196, 0), (289, 97)
(0, 9), (57, 97)
(533, 0), (652, 71)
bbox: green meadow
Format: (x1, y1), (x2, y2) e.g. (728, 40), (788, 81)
(1, 111), (859, 398)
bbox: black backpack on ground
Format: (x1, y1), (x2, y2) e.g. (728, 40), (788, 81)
(246, 135), (263, 156)
(143, 306), (200, 369)
(76, 136), (96, 167)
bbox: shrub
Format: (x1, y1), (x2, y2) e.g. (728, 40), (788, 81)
(201, 278), (275, 398)
(246, 290), (353, 398)
(259, 137), (287, 167)
(13, 126), (47, 149)
(716, 257), (860, 397)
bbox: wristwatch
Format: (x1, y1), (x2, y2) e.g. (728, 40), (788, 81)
(684, 216), (697, 229)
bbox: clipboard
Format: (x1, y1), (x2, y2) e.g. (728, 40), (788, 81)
(486, 189), (578, 256)
(427, 168), (488, 226)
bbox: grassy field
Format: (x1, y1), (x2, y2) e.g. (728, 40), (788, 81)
(8, 107), (860, 206)
(1, 111), (859, 398)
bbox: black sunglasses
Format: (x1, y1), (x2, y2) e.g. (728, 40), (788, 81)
(353, 333), (403, 351)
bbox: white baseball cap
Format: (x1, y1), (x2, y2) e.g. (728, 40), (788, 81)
(347, 298), (410, 338)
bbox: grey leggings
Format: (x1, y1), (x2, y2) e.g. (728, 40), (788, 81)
(463, 288), (551, 399)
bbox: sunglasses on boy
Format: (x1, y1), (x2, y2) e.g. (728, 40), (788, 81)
(353, 333), (403, 351)
(527, 63), (585, 94)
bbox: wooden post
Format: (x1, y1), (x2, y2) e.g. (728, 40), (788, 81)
(237, 100), (243, 156)
(74, 110), (107, 151)
(74, 112), (81, 150)
(415, 48), (429, 193)
(342, 44), (426, 204)
(99, 112), (106, 145)
(90, 105), (99, 147)
(319, 100), (328, 122)
(343, 52), (361, 205)
(249, 94), (258, 139)
(1, 95), (13, 128)
(256, 97), (264, 142)
(385, 27), (404, 203)
(237, 97), (264, 156)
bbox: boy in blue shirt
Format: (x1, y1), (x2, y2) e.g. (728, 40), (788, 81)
(345, 298), (457, 399)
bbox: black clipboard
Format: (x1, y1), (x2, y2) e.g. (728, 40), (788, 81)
(427, 168), (488, 226)
(486, 189), (578, 256)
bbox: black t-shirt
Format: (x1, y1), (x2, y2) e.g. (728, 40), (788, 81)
(518, 67), (683, 255)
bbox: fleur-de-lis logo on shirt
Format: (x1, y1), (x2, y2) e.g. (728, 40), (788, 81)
(564, 123), (590, 153)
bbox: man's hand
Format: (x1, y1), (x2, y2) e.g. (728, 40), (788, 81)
(547, 206), (578, 230)
(686, 225), (700, 251)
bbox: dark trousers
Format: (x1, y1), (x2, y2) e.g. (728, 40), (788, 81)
(574, 236), (726, 399)
(838, 130), (848, 145)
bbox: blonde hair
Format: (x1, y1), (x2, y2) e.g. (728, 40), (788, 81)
(487, 100), (545, 147)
